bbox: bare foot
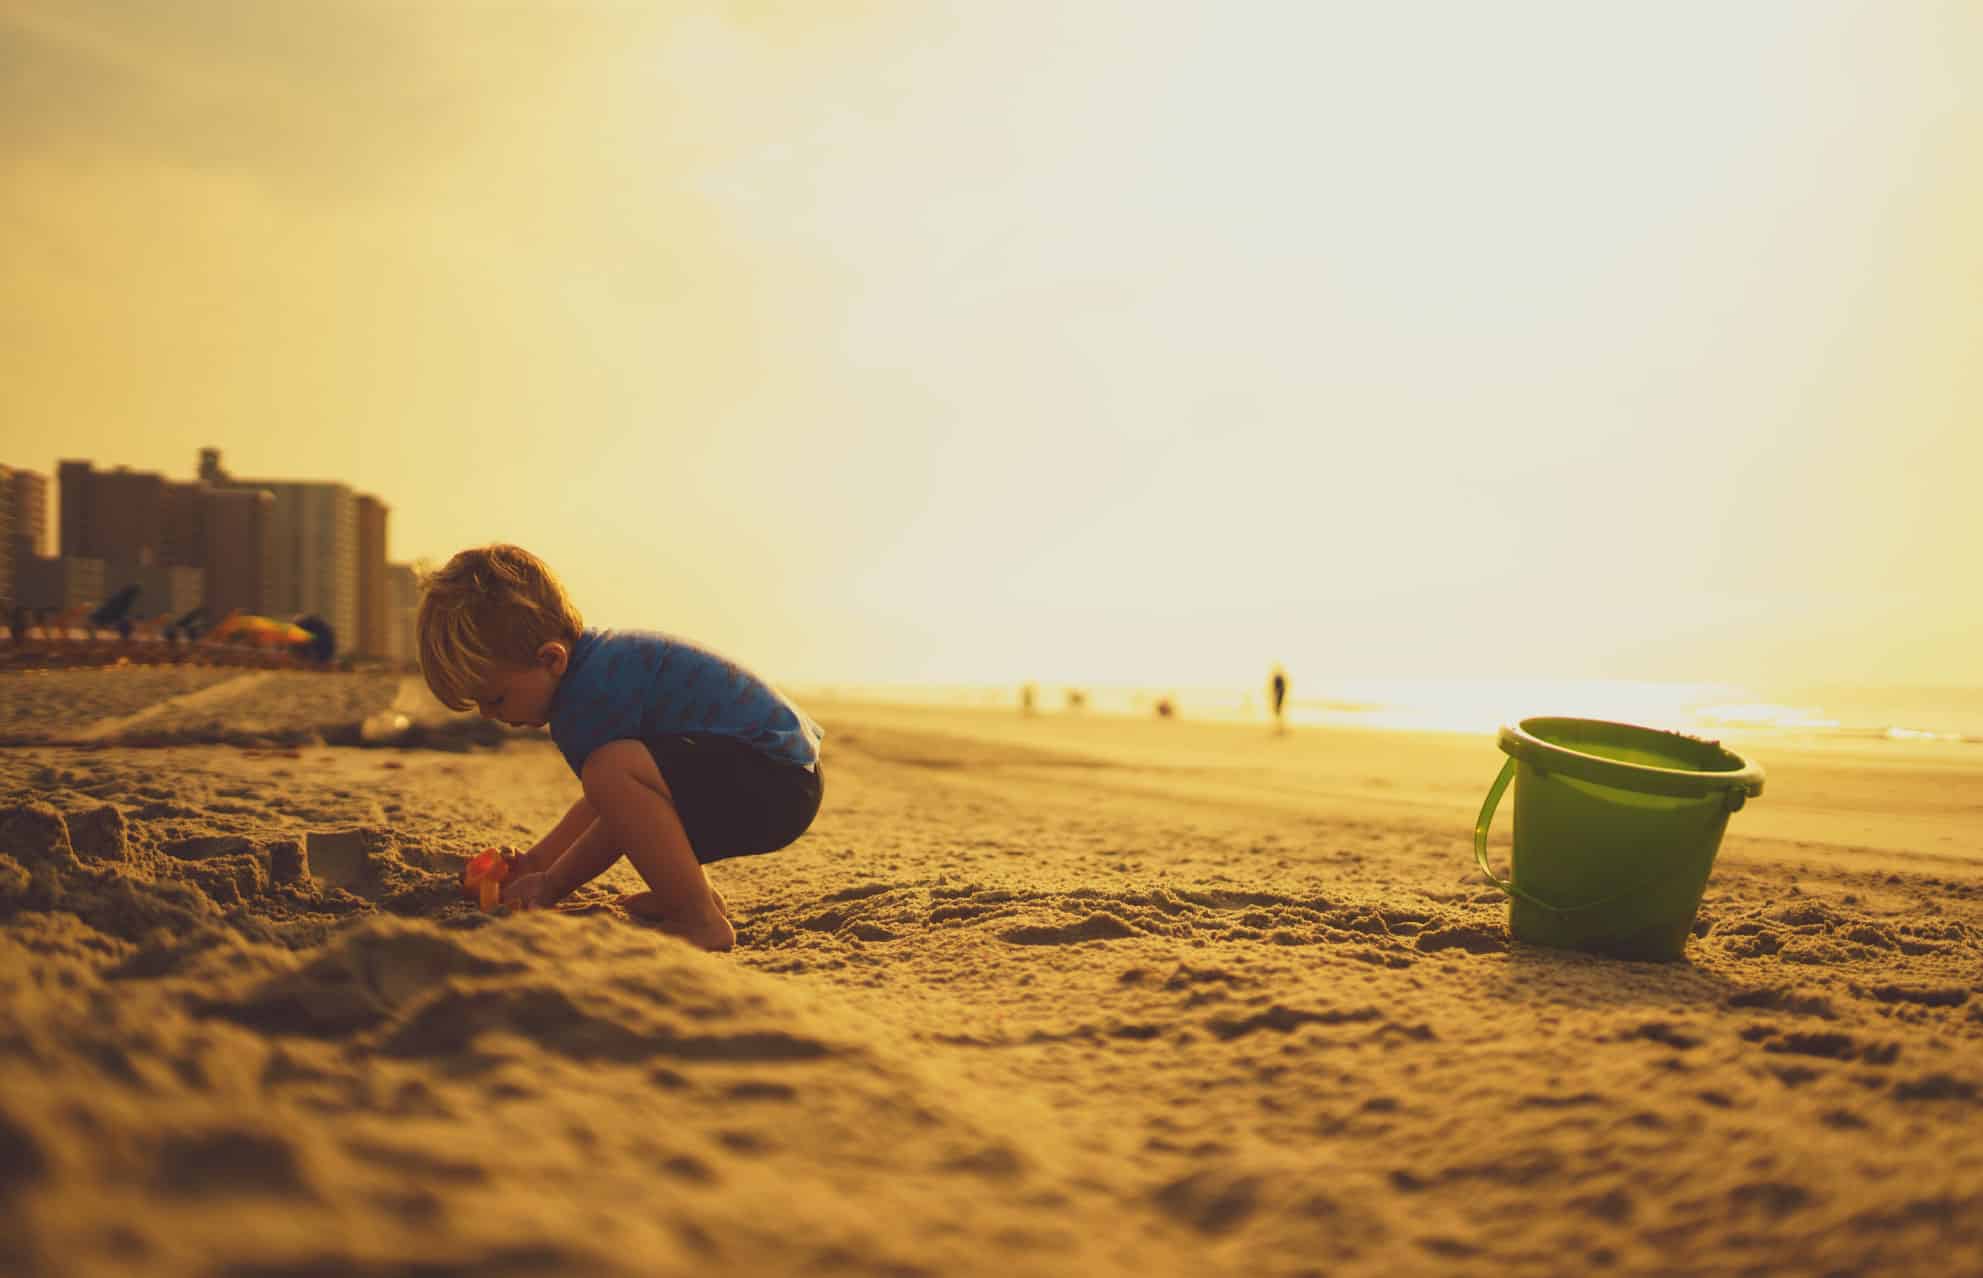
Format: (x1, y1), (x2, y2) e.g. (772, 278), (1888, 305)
(619, 886), (730, 921)
(616, 889), (661, 919)
(671, 913), (736, 953)
(616, 891), (736, 952)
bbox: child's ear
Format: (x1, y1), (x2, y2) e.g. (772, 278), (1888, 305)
(538, 641), (569, 676)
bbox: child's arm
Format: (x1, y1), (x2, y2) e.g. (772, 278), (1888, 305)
(508, 813), (625, 907)
(513, 796), (596, 876)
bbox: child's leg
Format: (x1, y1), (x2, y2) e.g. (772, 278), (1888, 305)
(580, 740), (735, 952)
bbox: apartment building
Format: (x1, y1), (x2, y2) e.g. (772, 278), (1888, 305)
(204, 487), (275, 620)
(10, 467), (48, 560)
(55, 461), (216, 619)
(357, 495), (390, 660)
(2, 466), (89, 614)
(59, 461), (165, 573)
(258, 480), (358, 650)
(202, 449), (375, 653)
(386, 561), (420, 668)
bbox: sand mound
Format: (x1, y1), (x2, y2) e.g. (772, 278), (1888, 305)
(0, 761), (1159, 1276)
(2, 911), (1161, 1277)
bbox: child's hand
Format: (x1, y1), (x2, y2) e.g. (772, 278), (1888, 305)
(502, 871), (555, 911)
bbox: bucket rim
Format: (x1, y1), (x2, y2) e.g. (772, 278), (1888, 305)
(1497, 716), (1765, 800)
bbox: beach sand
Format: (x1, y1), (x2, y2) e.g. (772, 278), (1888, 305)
(1, 671), (1979, 1276)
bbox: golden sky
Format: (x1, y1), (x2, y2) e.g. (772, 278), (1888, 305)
(3, 1), (1978, 690)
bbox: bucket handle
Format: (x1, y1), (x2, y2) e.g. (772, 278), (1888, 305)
(1473, 758), (1537, 903)
(1472, 757), (1671, 916)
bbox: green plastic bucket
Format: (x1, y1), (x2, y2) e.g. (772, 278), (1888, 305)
(1473, 717), (1764, 961)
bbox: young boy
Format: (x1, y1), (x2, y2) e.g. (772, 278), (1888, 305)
(417, 544), (824, 951)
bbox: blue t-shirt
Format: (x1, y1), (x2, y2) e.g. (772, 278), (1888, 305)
(548, 628), (823, 776)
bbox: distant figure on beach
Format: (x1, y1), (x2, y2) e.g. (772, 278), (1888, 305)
(1065, 688), (1087, 713)
(1269, 664), (1289, 735)
(418, 543), (823, 952)
(1155, 696), (1175, 719)
(1020, 682), (1037, 717)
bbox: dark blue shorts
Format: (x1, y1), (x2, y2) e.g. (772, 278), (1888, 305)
(641, 735), (823, 864)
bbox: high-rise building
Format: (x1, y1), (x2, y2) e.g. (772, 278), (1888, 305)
(202, 449), (361, 648)
(158, 478), (271, 619)
(11, 468), (50, 560)
(255, 479), (357, 650)
(357, 495), (390, 659)
(60, 461), (167, 572)
(56, 459), (269, 622)
(161, 481), (205, 572)
(199, 487), (274, 620)
(386, 561), (420, 668)
(54, 468), (203, 620)
(4, 467), (57, 612)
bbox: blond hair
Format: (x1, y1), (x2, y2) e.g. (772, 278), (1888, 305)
(417, 544), (583, 711)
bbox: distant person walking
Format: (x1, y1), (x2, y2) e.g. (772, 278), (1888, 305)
(1269, 664), (1289, 735)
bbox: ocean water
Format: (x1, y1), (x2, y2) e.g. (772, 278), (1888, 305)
(799, 677), (1983, 750)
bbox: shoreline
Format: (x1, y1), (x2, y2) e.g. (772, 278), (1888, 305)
(806, 696), (1983, 875)
(791, 679), (1983, 750)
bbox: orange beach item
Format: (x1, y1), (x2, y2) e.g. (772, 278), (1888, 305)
(462, 849), (512, 912)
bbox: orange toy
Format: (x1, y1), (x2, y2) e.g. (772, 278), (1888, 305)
(462, 849), (512, 912)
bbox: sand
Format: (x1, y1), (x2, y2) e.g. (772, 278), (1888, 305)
(1, 671), (1979, 1276)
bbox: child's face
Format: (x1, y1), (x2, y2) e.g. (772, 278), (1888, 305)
(470, 642), (568, 728)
